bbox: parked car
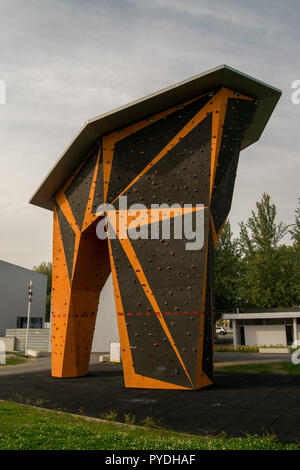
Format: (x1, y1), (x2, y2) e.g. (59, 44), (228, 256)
(216, 327), (227, 335)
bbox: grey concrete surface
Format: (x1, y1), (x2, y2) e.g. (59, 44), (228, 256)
(0, 351), (293, 376)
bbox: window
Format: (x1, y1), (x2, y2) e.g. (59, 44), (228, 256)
(264, 319), (285, 325)
(237, 318), (285, 326)
(237, 319), (264, 326)
(16, 317), (43, 329)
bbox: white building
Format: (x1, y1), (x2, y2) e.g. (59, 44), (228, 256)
(92, 274), (119, 352)
(0, 260), (119, 353)
(0, 260), (47, 336)
(222, 310), (300, 348)
(46, 274), (119, 353)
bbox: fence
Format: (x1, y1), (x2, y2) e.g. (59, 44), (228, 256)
(5, 329), (50, 352)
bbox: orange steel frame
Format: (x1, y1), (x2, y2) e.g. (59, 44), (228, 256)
(51, 88), (253, 388)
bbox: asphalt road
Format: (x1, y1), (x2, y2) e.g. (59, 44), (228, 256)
(214, 351), (293, 364)
(0, 351), (293, 376)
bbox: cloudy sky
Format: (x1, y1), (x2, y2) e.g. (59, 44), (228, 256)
(0, 0), (299, 269)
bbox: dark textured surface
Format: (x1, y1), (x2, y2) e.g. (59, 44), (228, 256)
(211, 98), (256, 233)
(92, 147), (104, 213)
(211, 151), (240, 233)
(110, 235), (191, 388)
(102, 96), (256, 388)
(106, 106), (214, 388)
(65, 145), (99, 230)
(124, 114), (212, 208)
(213, 98), (256, 189)
(106, 95), (211, 205)
(202, 231), (214, 379)
(127, 212), (210, 385)
(51, 93), (258, 389)
(0, 365), (299, 443)
(56, 203), (76, 282)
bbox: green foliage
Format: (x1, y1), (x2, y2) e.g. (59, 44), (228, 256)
(290, 198), (300, 245)
(238, 192), (288, 255)
(140, 416), (159, 428)
(215, 221), (242, 313)
(0, 353), (28, 367)
(215, 193), (300, 311)
(34, 397), (49, 407)
(33, 262), (52, 294)
(0, 400), (298, 450)
(240, 245), (300, 308)
(33, 261), (52, 322)
(214, 344), (259, 353)
(238, 194), (299, 308)
(100, 410), (118, 421)
(124, 413), (136, 425)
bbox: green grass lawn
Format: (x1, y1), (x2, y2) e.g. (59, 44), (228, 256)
(214, 344), (298, 353)
(214, 344), (260, 353)
(0, 400), (299, 450)
(0, 353), (28, 366)
(219, 362), (300, 375)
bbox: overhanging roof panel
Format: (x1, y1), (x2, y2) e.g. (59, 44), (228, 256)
(223, 312), (300, 320)
(30, 64), (282, 211)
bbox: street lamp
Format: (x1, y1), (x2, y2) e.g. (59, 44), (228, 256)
(25, 281), (33, 356)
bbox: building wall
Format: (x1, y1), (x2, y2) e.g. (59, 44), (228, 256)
(92, 274), (119, 352)
(6, 329), (49, 351)
(244, 324), (287, 347)
(0, 260), (47, 336)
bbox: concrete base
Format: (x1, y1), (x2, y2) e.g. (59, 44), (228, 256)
(26, 349), (41, 358)
(99, 354), (110, 363)
(109, 342), (121, 363)
(259, 347), (291, 354)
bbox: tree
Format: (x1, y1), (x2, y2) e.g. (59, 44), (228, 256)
(290, 198), (300, 245)
(214, 221), (242, 313)
(33, 262), (52, 322)
(239, 192), (288, 256)
(238, 245), (300, 308)
(238, 193), (291, 308)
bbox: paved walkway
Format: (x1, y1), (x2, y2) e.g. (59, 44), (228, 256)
(0, 353), (99, 376)
(214, 351), (293, 365)
(0, 352), (292, 376)
(0, 358), (299, 443)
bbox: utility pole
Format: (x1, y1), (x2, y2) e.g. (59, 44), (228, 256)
(25, 281), (33, 356)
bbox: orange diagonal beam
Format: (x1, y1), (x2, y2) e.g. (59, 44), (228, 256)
(110, 88), (230, 205)
(194, 235), (212, 389)
(210, 91), (254, 201)
(102, 94), (208, 205)
(107, 234), (190, 389)
(82, 145), (102, 230)
(54, 193), (81, 283)
(116, 235), (194, 387)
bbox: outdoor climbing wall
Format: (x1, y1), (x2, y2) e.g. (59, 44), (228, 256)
(51, 87), (256, 388)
